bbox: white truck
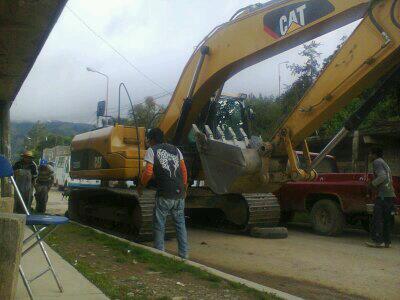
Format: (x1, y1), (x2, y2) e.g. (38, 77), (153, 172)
(54, 155), (100, 190)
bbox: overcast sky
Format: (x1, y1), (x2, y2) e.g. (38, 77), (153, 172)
(11, 0), (358, 124)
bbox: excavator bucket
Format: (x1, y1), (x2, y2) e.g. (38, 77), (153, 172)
(192, 125), (272, 194)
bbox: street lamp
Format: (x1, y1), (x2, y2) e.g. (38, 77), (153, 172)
(86, 67), (109, 116)
(278, 61), (289, 97)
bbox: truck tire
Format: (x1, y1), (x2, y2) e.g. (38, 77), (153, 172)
(250, 227), (288, 239)
(311, 199), (344, 236)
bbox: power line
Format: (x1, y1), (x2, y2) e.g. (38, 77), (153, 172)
(65, 5), (172, 95)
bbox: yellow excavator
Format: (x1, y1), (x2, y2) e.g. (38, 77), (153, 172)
(69, 0), (400, 240)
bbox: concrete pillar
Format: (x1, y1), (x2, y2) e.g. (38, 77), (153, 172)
(0, 213), (26, 300)
(0, 102), (12, 198)
(0, 197), (14, 213)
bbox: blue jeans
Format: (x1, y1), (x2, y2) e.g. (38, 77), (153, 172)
(153, 196), (188, 259)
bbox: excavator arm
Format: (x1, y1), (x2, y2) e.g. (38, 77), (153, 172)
(271, 0), (400, 160)
(169, 0), (400, 194)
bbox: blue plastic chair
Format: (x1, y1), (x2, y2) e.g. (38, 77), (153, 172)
(0, 155), (68, 299)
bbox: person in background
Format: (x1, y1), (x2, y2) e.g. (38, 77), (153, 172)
(138, 128), (189, 259)
(35, 159), (54, 213)
(366, 147), (396, 248)
(13, 150), (38, 212)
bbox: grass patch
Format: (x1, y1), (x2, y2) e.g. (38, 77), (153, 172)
(50, 224), (222, 282)
(46, 223), (280, 299)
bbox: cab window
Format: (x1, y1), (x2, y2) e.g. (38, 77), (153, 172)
(214, 99), (246, 140)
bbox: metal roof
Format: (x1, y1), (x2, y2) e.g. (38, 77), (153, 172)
(0, 0), (67, 104)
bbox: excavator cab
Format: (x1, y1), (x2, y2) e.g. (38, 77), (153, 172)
(202, 93), (252, 141)
(185, 94), (254, 184)
(190, 94), (275, 194)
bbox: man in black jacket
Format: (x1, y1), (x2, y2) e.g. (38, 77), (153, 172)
(138, 128), (189, 259)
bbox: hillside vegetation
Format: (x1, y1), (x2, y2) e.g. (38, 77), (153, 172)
(11, 121), (93, 160)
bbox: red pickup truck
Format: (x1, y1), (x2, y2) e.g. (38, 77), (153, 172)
(276, 154), (400, 236)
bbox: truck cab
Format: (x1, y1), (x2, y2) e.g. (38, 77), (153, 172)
(277, 153), (400, 236)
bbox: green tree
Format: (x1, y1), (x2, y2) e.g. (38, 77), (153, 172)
(23, 121), (73, 161)
(246, 94), (282, 139)
(318, 35), (400, 137)
(247, 42), (323, 139)
(247, 38), (399, 141)
(129, 96), (164, 128)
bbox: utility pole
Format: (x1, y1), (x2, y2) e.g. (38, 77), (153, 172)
(87, 67), (109, 116)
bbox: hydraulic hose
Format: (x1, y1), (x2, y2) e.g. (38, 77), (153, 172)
(391, 0), (400, 29)
(118, 82), (141, 177)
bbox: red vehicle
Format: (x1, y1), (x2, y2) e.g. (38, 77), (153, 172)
(276, 153), (400, 236)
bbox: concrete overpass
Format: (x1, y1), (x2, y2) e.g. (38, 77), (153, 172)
(0, 0), (67, 198)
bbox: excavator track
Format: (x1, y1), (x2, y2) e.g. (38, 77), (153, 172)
(186, 188), (280, 233)
(68, 187), (175, 242)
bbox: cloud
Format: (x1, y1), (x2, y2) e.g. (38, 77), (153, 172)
(11, 0), (358, 124)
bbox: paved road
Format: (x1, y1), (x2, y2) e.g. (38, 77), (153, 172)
(47, 189), (400, 299)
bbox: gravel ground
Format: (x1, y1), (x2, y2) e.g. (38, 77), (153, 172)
(162, 227), (400, 300)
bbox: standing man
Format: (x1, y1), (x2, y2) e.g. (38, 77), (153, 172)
(366, 147), (396, 248)
(138, 128), (189, 259)
(35, 159), (54, 213)
(13, 150), (38, 212)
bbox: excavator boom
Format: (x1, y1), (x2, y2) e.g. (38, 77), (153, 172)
(272, 0), (400, 154)
(159, 0), (371, 141)
(182, 0), (400, 194)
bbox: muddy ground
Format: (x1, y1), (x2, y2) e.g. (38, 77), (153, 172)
(47, 189), (400, 299)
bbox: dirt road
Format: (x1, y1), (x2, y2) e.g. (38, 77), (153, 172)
(45, 188), (68, 215)
(163, 227), (400, 300)
(47, 190), (399, 299)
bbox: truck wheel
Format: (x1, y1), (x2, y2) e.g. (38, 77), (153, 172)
(280, 211), (295, 224)
(250, 227), (288, 239)
(311, 199), (344, 236)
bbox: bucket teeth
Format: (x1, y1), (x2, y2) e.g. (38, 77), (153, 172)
(216, 126), (226, 141)
(227, 127), (238, 145)
(204, 125), (214, 139)
(239, 128), (249, 146)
